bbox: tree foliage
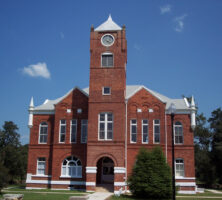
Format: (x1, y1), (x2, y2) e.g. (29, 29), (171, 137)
(0, 121), (28, 186)
(128, 147), (172, 199)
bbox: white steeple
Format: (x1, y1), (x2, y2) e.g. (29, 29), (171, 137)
(95, 14), (122, 32)
(28, 97), (34, 128)
(190, 96), (196, 130)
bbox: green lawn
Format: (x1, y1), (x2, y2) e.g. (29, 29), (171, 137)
(1, 192), (83, 200)
(108, 191), (222, 200)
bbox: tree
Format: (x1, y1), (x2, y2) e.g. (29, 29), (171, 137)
(0, 121), (28, 184)
(194, 113), (216, 187)
(0, 162), (9, 193)
(128, 147), (172, 199)
(208, 108), (222, 185)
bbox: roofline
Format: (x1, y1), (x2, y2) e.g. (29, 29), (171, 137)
(126, 85), (166, 103)
(54, 86), (89, 106)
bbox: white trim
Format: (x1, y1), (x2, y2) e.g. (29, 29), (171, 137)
(176, 177), (196, 180)
(153, 119), (160, 144)
(98, 113), (113, 141)
(38, 122), (48, 144)
(102, 87), (111, 95)
(184, 98), (190, 107)
(166, 110), (191, 114)
(59, 119), (66, 143)
(26, 187), (46, 189)
(101, 34), (115, 47)
(114, 182), (126, 186)
(33, 111), (55, 115)
(86, 182), (96, 186)
(70, 119), (77, 143)
(60, 175), (82, 178)
(101, 52), (114, 68)
(130, 119), (137, 143)
(177, 191), (196, 194)
(114, 167), (126, 174)
(36, 158), (46, 175)
(31, 175), (51, 178)
(174, 121), (184, 145)
(26, 180), (86, 185)
(176, 182), (196, 186)
(142, 119), (148, 144)
(86, 167), (97, 173)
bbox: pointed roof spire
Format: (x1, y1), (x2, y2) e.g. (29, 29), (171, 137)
(29, 96), (34, 108)
(191, 95), (195, 108)
(95, 14), (122, 32)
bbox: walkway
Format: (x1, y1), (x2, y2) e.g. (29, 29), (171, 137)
(88, 192), (112, 200)
(207, 189), (222, 194)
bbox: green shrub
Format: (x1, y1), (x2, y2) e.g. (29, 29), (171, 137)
(128, 147), (172, 199)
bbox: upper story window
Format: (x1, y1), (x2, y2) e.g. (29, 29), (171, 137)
(39, 122), (48, 144)
(59, 119), (66, 143)
(154, 119), (160, 144)
(175, 158), (184, 177)
(142, 119), (149, 144)
(81, 120), (88, 143)
(99, 113), (113, 140)
(101, 53), (113, 67)
(174, 121), (183, 144)
(130, 119), (137, 143)
(61, 156), (82, 178)
(103, 87), (111, 95)
(37, 158), (46, 175)
(70, 120), (77, 143)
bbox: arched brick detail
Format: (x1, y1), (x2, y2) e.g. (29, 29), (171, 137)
(93, 153), (118, 166)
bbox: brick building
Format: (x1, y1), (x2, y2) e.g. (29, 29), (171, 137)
(26, 16), (197, 194)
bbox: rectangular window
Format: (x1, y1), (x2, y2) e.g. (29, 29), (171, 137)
(70, 120), (77, 143)
(81, 120), (88, 143)
(59, 119), (66, 143)
(103, 87), (111, 95)
(175, 159), (184, 177)
(130, 119), (137, 143)
(142, 119), (149, 143)
(102, 54), (113, 67)
(99, 113), (113, 140)
(37, 158), (46, 175)
(154, 119), (160, 143)
(39, 122), (48, 144)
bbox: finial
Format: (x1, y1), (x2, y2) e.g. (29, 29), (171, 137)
(108, 14), (112, 21)
(29, 96), (34, 108)
(191, 95), (195, 108)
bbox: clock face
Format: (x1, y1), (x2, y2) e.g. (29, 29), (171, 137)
(101, 34), (114, 46)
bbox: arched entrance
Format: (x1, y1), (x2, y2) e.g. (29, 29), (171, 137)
(96, 157), (114, 192)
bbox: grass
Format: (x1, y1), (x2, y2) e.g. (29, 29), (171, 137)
(108, 190), (222, 200)
(0, 185), (89, 200)
(1, 192), (83, 200)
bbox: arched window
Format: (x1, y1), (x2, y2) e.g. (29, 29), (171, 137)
(61, 156), (82, 178)
(39, 122), (48, 144)
(174, 121), (183, 144)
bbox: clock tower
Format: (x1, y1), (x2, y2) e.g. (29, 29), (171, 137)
(86, 15), (127, 191)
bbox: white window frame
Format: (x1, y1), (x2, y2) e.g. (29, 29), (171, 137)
(59, 119), (66, 143)
(130, 119), (137, 143)
(175, 158), (185, 178)
(70, 119), (77, 143)
(61, 156), (82, 178)
(38, 122), (48, 144)
(37, 158), (46, 175)
(153, 119), (160, 144)
(101, 52), (114, 67)
(174, 121), (184, 144)
(81, 119), (88, 143)
(142, 119), (149, 144)
(102, 87), (111, 95)
(98, 113), (113, 140)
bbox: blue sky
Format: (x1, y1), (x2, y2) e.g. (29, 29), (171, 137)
(0, 0), (222, 144)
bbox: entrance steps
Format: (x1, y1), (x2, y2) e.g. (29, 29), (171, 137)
(96, 184), (114, 193)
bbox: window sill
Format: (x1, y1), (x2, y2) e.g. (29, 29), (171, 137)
(32, 175), (52, 178)
(60, 176), (82, 178)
